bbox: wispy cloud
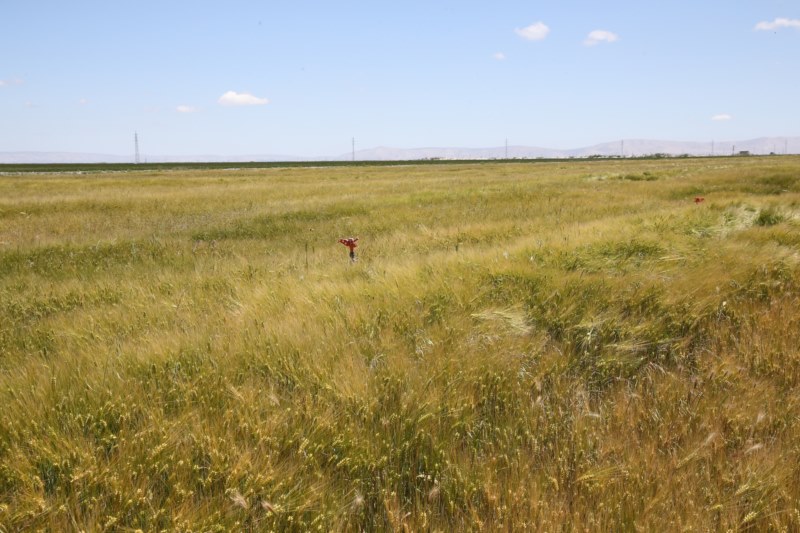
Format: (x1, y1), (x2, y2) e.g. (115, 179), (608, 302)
(515, 22), (550, 41)
(218, 91), (269, 106)
(711, 113), (733, 121)
(493, 52), (506, 61)
(78, 98), (89, 105)
(755, 17), (800, 31)
(584, 30), (619, 46)
(177, 105), (197, 113)
(0, 78), (23, 87)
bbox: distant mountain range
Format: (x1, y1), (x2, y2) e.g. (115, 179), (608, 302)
(1, 137), (798, 164)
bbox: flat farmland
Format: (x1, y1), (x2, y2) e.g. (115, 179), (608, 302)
(1, 157), (800, 531)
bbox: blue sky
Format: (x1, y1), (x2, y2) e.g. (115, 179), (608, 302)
(2, 1), (799, 157)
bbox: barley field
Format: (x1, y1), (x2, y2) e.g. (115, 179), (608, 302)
(1, 157), (799, 531)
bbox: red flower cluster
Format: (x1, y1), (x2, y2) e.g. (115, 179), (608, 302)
(694, 197), (705, 204)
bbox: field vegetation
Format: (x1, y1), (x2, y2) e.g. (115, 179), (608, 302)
(1, 156), (800, 531)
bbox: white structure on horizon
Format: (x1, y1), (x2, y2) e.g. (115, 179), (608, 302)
(134, 132), (140, 164)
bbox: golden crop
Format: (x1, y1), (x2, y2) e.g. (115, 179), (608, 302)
(1, 157), (799, 530)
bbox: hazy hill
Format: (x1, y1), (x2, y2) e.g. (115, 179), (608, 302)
(2, 137), (797, 164)
(344, 137), (800, 160)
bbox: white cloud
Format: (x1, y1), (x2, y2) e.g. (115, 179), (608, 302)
(78, 98), (89, 105)
(493, 52), (506, 61)
(177, 105), (197, 113)
(755, 17), (800, 31)
(711, 113), (733, 121)
(584, 30), (619, 46)
(515, 22), (550, 41)
(218, 91), (269, 106)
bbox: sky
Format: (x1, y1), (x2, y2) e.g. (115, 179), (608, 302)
(1, 0), (799, 158)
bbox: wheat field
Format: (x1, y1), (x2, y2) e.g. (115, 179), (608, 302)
(1, 157), (799, 531)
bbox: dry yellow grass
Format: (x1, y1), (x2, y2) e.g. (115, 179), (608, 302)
(1, 157), (799, 530)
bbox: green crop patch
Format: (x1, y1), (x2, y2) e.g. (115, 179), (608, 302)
(0, 239), (172, 278)
(616, 171), (659, 181)
(192, 205), (369, 241)
(1, 287), (121, 324)
(744, 173), (800, 195)
(754, 206), (786, 226)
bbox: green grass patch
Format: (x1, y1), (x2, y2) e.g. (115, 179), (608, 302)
(754, 207), (786, 227)
(192, 205), (369, 241)
(0, 239), (173, 278)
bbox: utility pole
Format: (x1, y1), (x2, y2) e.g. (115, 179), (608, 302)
(505, 138), (508, 159)
(352, 137), (355, 162)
